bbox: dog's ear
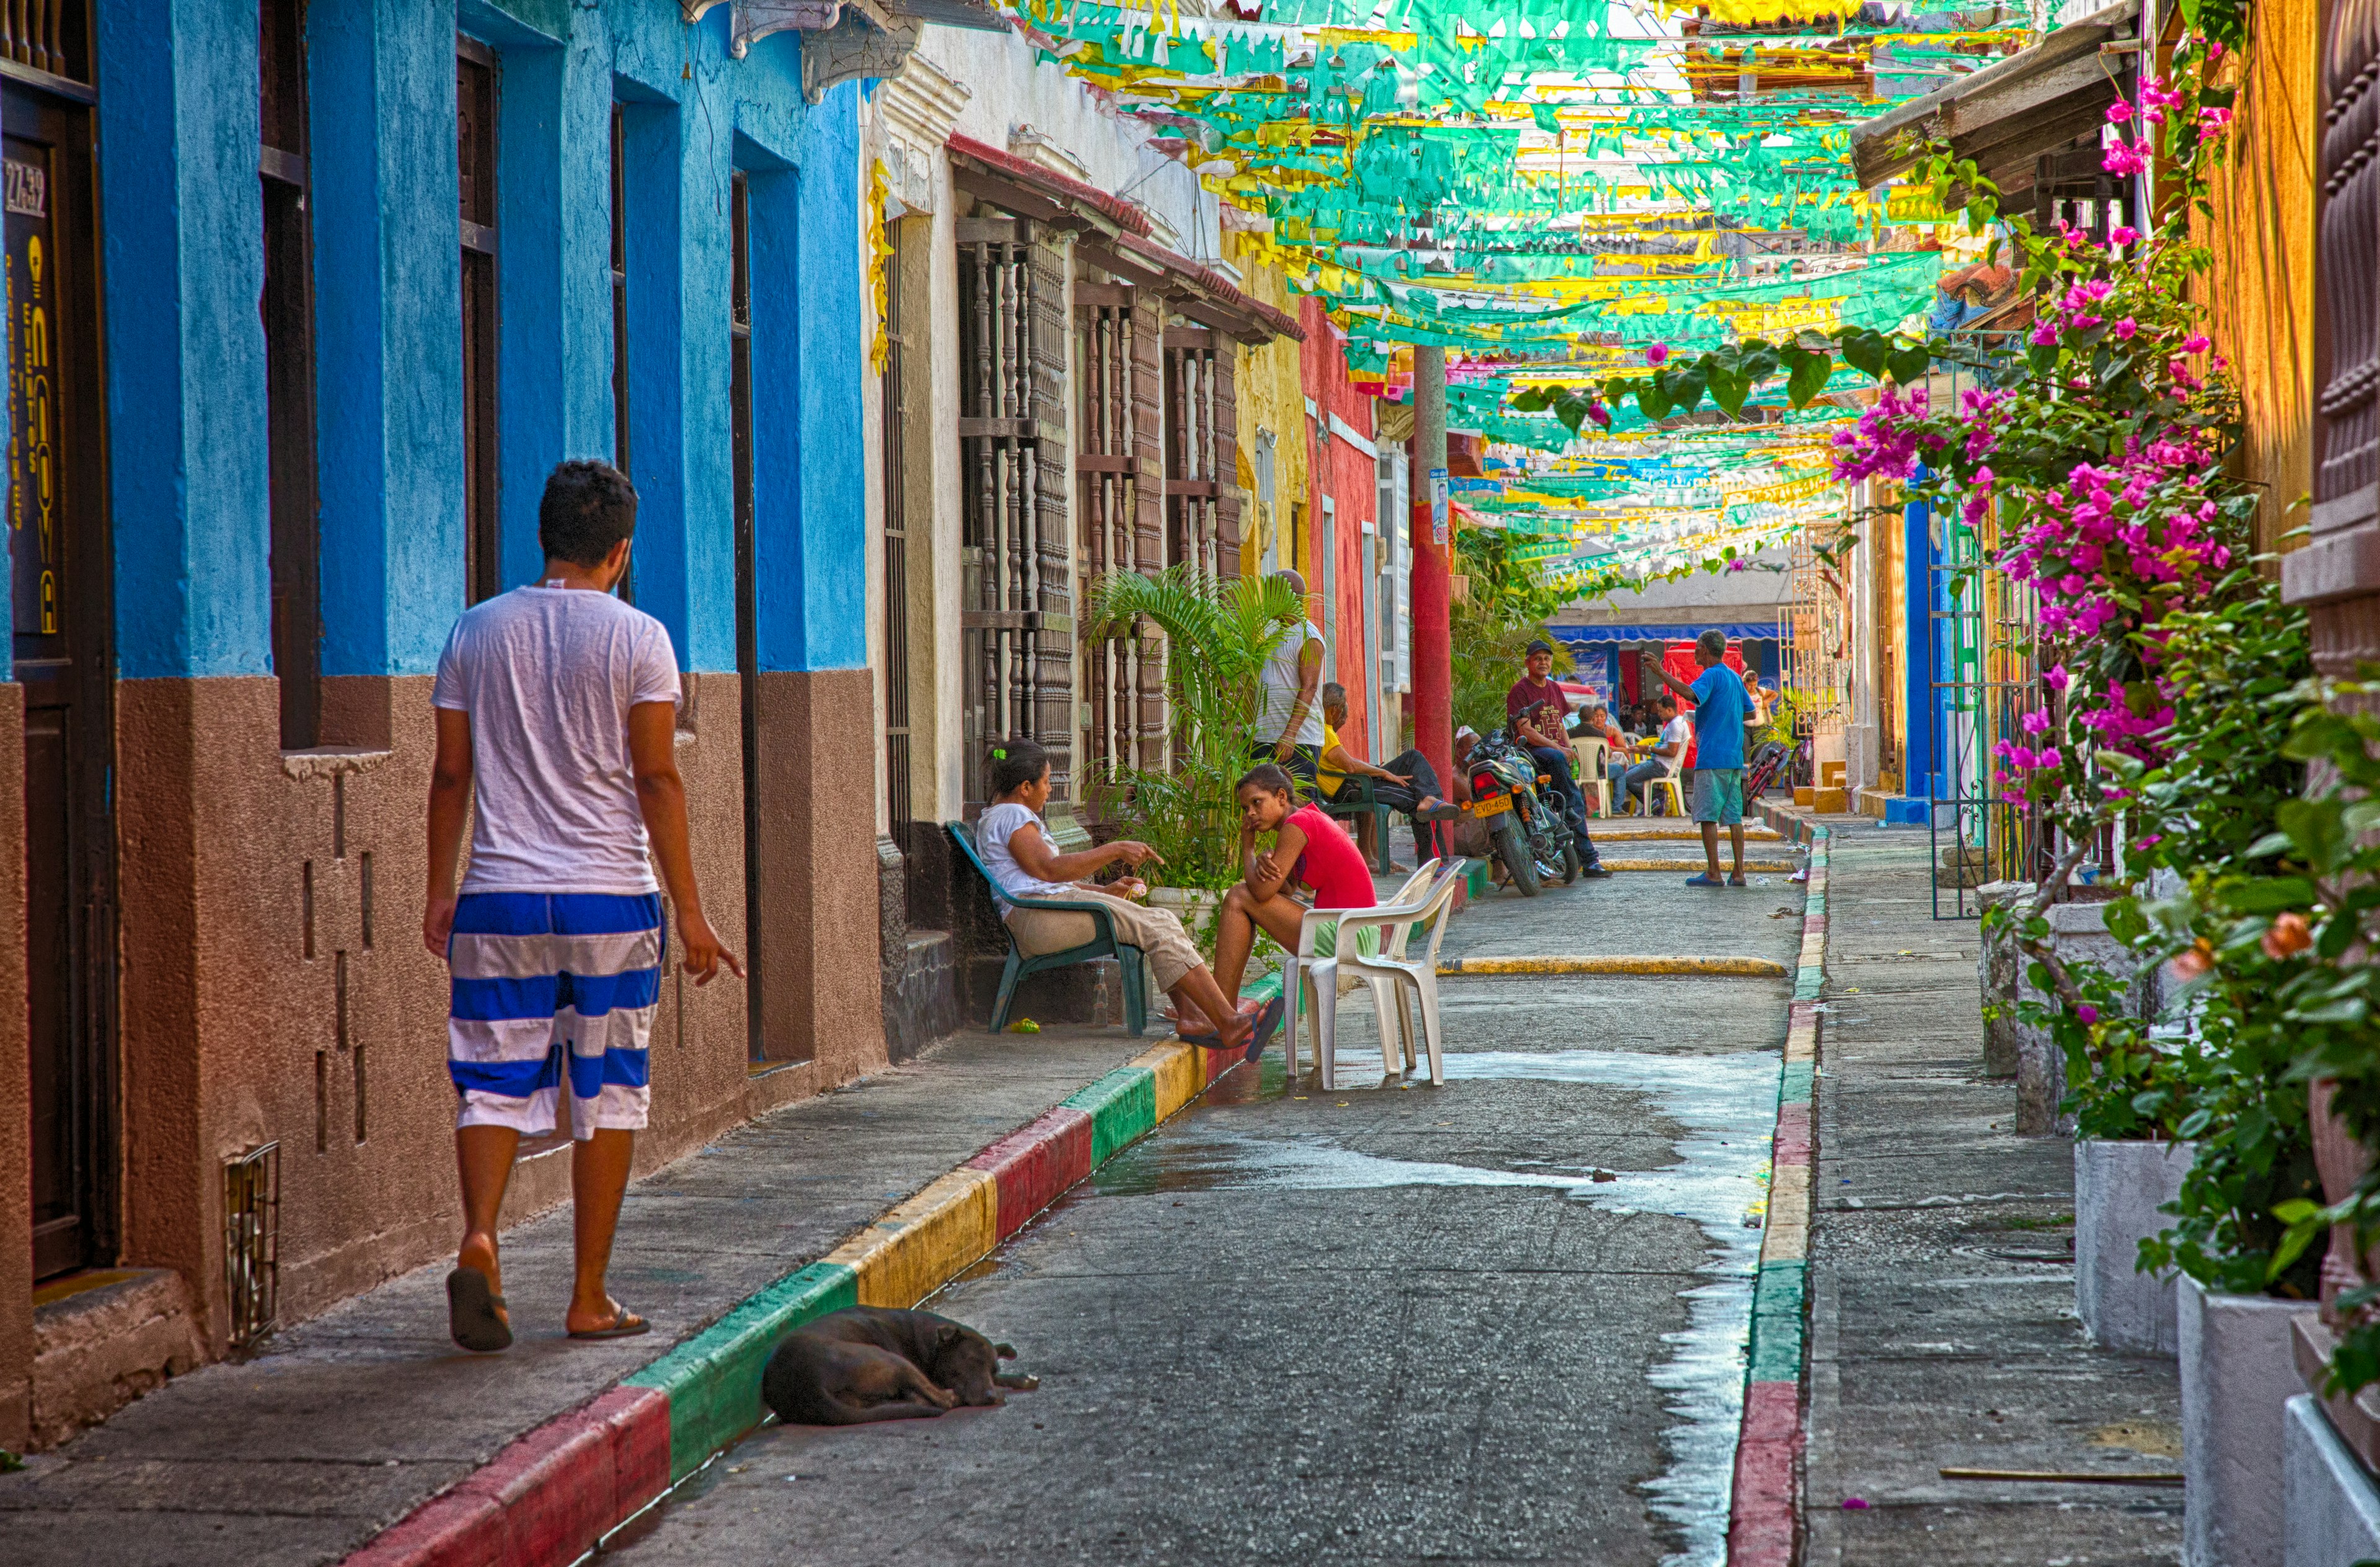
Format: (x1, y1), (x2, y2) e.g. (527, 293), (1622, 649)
(994, 1342), (1017, 1359)
(935, 1323), (964, 1348)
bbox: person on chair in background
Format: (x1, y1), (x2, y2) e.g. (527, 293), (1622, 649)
(1251, 569), (1325, 787)
(1316, 682), (1447, 872)
(1506, 639), (1613, 878)
(1621, 693), (1688, 813)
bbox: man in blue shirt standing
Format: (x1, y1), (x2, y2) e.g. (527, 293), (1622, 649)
(1643, 631), (1753, 886)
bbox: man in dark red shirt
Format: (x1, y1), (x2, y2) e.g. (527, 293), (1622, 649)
(1505, 639), (1611, 877)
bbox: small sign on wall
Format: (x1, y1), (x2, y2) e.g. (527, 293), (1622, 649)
(1428, 467), (1448, 546)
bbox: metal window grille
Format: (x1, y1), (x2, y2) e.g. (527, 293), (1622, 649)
(224, 1142), (280, 1349)
(1076, 281), (1164, 784)
(957, 220), (1073, 808)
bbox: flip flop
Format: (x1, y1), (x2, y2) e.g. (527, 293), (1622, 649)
(1683, 873), (1727, 888)
(568, 1307), (651, 1341)
(446, 1266), (513, 1354)
(1729, 875), (1748, 887)
(1240, 995), (1287, 1062)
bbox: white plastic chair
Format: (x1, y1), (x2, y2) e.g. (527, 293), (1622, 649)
(1282, 860), (1437, 1090)
(1572, 737), (1612, 817)
(1342, 861), (1468, 1087)
(1629, 770), (1685, 818)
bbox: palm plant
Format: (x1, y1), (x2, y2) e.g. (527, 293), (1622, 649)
(1084, 567), (1308, 891)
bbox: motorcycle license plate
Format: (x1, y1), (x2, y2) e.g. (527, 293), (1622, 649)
(1470, 793), (1511, 819)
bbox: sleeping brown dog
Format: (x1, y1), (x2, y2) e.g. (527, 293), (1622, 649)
(761, 1307), (1037, 1426)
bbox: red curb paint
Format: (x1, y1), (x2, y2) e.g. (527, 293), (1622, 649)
(342, 1387), (669, 1567)
(599, 1385), (671, 1521)
(968, 1106), (1095, 1241)
(1727, 1380), (1804, 1567)
(343, 1486), (505, 1567)
(1773, 1104), (1812, 1164)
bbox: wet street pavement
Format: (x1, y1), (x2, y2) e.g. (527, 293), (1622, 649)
(607, 838), (1806, 1566)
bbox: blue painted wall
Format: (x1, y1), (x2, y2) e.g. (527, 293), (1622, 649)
(98, 0), (274, 680)
(87, 0), (867, 684)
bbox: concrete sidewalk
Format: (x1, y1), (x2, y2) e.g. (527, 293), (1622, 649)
(1800, 823), (2184, 1563)
(0, 1023), (1207, 1566)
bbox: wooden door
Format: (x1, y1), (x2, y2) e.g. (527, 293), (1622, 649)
(9, 75), (113, 1281)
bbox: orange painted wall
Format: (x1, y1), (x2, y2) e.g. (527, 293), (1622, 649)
(2192, 0), (2318, 554)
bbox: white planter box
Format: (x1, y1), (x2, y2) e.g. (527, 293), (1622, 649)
(2180, 1276), (2309, 1567)
(2075, 1137), (2194, 1354)
(2285, 1393), (2380, 1567)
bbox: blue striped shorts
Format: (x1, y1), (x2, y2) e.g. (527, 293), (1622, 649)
(446, 891), (664, 1140)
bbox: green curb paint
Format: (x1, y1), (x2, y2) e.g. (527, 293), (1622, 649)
(1064, 1067), (1159, 1167)
(1747, 1261), (1808, 1383)
(1779, 1062), (1815, 1103)
(627, 1261), (858, 1480)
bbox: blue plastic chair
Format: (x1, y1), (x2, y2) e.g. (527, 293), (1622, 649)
(947, 819), (1148, 1036)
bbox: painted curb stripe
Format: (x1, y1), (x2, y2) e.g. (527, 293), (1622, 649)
(1438, 955), (1789, 978)
(968, 1107), (1095, 1243)
(822, 1168), (1000, 1310)
(343, 1385), (669, 1567)
(625, 1261), (858, 1481)
(350, 1035), (1255, 1565)
(1599, 859), (1799, 873)
(1726, 804), (1825, 1565)
(1064, 1066), (1160, 1165)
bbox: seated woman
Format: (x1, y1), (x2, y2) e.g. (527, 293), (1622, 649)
(979, 741), (1284, 1054)
(1212, 763), (1380, 1059)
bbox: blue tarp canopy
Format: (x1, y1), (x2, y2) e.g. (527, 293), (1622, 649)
(1553, 624), (1778, 642)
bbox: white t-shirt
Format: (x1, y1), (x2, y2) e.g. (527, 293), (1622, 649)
(431, 585), (682, 895)
(1656, 715), (1693, 775)
(1255, 620), (1325, 746)
(976, 802), (1075, 916)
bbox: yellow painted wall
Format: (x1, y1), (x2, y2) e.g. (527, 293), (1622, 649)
(1231, 232), (1313, 579)
(2193, 0), (2317, 554)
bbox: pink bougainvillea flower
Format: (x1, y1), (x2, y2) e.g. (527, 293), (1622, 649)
(2182, 333), (2211, 354)
(2109, 225), (2140, 246)
(2105, 99), (2133, 122)
(2114, 317), (2138, 341)
(2076, 1004), (2100, 1025)
(2102, 140), (2147, 177)
(1644, 342), (1670, 366)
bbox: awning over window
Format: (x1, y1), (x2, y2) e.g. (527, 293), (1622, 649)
(947, 135), (1153, 241)
(1554, 624), (1780, 643)
(1851, 0), (2140, 205)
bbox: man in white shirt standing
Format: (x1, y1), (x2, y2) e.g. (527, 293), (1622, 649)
(424, 460), (741, 1353)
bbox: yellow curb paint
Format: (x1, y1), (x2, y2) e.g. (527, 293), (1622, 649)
(822, 1168), (998, 1309)
(1438, 955), (1789, 978)
(1131, 1043), (1203, 1123)
(1590, 828), (1784, 842)
(1761, 1165), (1810, 1264)
(1599, 859), (1797, 873)
(1785, 1027), (1818, 1064)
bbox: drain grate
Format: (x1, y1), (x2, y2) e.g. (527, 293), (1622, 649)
(224, 1142), (280, 1349)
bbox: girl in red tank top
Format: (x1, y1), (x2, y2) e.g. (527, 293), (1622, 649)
(1210, 765), (1377, 1057)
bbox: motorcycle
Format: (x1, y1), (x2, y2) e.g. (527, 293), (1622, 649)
(1463, 726), (1579, 896)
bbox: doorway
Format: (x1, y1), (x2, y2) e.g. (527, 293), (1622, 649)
(9, 71), (115, 1282)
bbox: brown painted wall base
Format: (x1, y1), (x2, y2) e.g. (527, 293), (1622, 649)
(0, 682), (28, 1453)
(1, 668), (895, 1452)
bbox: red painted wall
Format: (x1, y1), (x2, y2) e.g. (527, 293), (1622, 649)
(1300, 299), (1378, 759)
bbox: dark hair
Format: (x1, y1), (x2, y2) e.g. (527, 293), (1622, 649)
(1696, 629), (1728, 661)
(988, 739), (1050, 797)
(1320, 681), (1348, 712)
(1655, 692), (1678, 712)
(1235, 762), (1297, 797)
(539, 460), (640, 568)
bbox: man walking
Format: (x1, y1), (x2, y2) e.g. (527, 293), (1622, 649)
(1505, 638), (1612, 877)
(1643, 632), (1753, 886)
(425, 460), (741, 1353)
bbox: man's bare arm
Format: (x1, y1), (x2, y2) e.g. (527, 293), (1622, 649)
(1276, 637), (1323, 756)
(628, 700), (744, 984)
(423, 707), (474, 958)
